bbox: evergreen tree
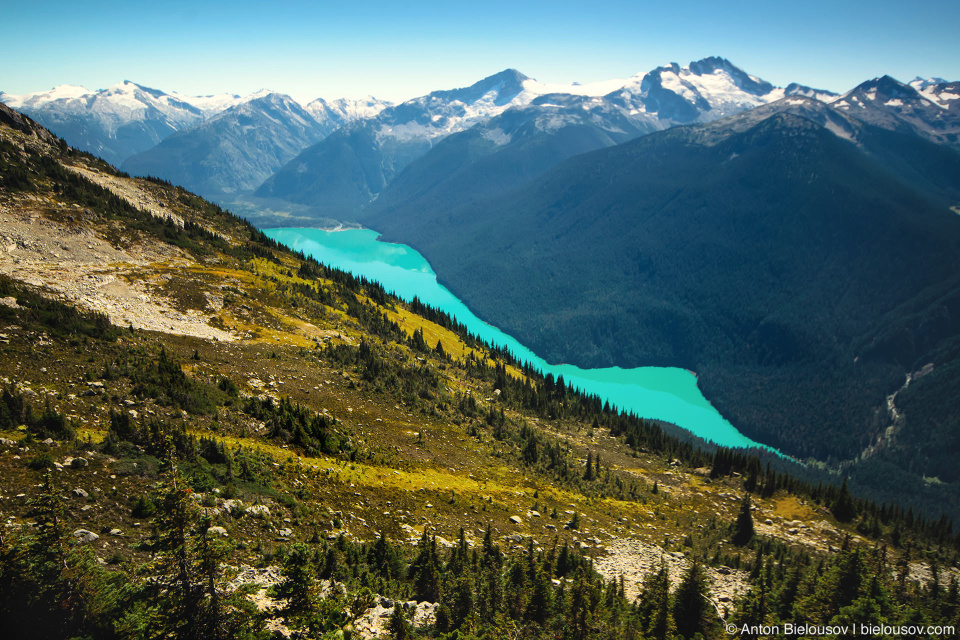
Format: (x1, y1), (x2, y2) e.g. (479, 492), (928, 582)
(389, 603), (412, 640)
(0, 471), (122, 639)
(276, 542), (319, 617)
(832, 478), (857, 523)
(733, 495), (755, 546)
(149, 444), (202, 638)
(642, 561), (674, 640)
(409, 530), (441, 602)
(504, 560), (528, 621)
(567, 566), (595, 640)
(526, 567), (554, 626)
(673, 560), (719, 639)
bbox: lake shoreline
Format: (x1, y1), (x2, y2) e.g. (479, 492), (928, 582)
(263, 226), (775, 453)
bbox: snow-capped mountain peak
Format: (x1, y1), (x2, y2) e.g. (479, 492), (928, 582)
(518, 76), (628, 98)
(241, 88), (279, 102)
(784, 83), (839, 103)
(607, 57), (785, 123)
(908, 77), (960, 110)
(0, 84), (91, 108)
(833, 76), (937, 111)
(0, 82), (248, 165)
(303, 96), (392, 129)
(910, 76), (950, 90)
(687, 56), (774, 96)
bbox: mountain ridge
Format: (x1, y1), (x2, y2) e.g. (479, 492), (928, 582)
(255, 57), (812, 217)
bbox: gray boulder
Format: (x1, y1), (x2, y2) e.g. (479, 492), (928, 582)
(72, 529), (99, 542)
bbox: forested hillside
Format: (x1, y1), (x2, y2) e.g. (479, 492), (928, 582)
(362, 106), (960, 517)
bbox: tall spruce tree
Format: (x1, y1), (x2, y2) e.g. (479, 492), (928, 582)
(673, 560), (719, 639)
(733, 495), (755, 546)
(642, 561), (674, 640)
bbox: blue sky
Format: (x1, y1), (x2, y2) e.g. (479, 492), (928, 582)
(2, 0), (958, 103)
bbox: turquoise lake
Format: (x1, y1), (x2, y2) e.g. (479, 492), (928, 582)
(264, 227), (768, 451)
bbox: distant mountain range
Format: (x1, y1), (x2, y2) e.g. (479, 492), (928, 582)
(0, 81), (242, 166)
(7, 59), (956, 218)
(120, 92), (330, 199)
(256, 58), (841, 217)
(0, 82), (390, 198)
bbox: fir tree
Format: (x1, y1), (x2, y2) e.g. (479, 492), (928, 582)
(643, 561), (674, 640)
(149, 442), (202, 638)
(733, 494), (755, 546)
(277, 542), (319, 617)
(389, 603), (412, 640)
(832, 478), (857, 523)
(526, 567), (554, 626)
(673, 560), (719, 639)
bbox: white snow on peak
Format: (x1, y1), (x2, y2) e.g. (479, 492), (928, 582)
(519, 76), (627, 98)
(305, 96), (391, 125)
(241, 89), (279, 102)
(909, 77), (949, 91)
(0, 82), (246, 134)
(614, 62), (782, 121)
(1, 84), (94, 108)
(789, 87), (839, 103)
(908, 80), (958, 109)
(481, 127), (511, 145)
(175, 92), (244, 113)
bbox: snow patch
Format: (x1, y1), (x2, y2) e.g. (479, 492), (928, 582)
(481, 127), (511, 145)
(824, 120), (856, 142)
(520, 77), (627, 97)
(535, 112), (580, 132)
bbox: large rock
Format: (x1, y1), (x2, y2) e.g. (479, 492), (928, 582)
(246, 505), (270, 519)
(221, 499), (244, 515)
(72, 529), (99, 542)
(71, 488), (89, 498)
